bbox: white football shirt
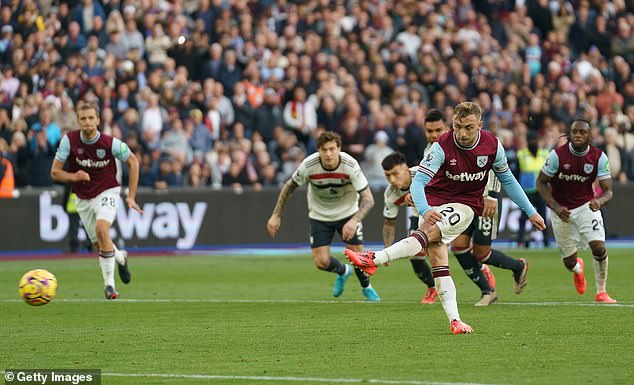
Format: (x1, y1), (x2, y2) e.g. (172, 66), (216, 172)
(292, 152), (369, 222)
(383, 166), (419, 219)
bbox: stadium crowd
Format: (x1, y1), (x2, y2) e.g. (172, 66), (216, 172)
(0, 0), (633, 194)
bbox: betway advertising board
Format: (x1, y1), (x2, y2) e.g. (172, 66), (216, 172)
(0, 188), (312, 252)
(0, 186), (631, 252)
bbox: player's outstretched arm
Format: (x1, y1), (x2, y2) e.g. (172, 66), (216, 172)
(125, 153), (143, 214)
(266, 179), (299, 238)
(50, 159), (90, 183)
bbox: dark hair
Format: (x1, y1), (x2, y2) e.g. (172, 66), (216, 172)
(571, 118), (591, 129)
(316, 131), (342, 149)
(381, 151), (407, 170)
(425, 108), (444, 123)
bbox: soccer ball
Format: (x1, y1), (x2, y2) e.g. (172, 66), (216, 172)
(18, 269), (58, 306)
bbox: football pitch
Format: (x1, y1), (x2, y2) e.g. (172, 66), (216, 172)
(1, 249), (632, 385)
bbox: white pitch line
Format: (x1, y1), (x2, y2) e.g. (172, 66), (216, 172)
(0, 298), (632, 307)
(103, 372), (506, 385)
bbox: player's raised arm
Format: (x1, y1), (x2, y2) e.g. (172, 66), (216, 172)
(492, 140), (546, 230)
(411, 142), (444, 224)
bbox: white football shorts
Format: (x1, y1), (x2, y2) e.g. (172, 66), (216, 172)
(420, 202), (475, 245)
(550, 202), (605, 258)
(76, 186), (121, 244)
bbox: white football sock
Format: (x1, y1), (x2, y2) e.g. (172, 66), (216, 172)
(113, 245), (126, 265)
(593, 256), (608, 293)
(571, 261), (582, 274)
(99, 255), (116, 288)
(374, 236), (422, 265)
(435, 274), (460, 322)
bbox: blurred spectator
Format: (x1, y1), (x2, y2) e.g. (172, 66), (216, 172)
(0, 138), (14, 197)
(599, 127), (629, 184)
(139, 152), (158, 187)
(154, 156), (184, 190)
(146, 23), (172, 68)
(123, 18), (145, 60)
(222, 148), (258, 193)
(140, 92), (164, 150)
(218, 49), (241, 97)
(28, 130), (54, 187)
(202, 43), (223, 80)
(31, 107), (62, 148)
(73, 0), (106, 33)
(253, 90), (282, 144)
(611, 19), (634, 66)
(363, 130), (395, 189)
(189, 108), (212, 155)
(160, 117), (192, 165)
(283, 86), (317, 147)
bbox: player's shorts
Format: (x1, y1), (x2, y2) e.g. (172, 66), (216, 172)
(309, 216), (363, 248)
(76, 187), (121, 244)
(462, 215), (498, 246)
(419, 202), (475, 245)
(550, 202), (605, 258)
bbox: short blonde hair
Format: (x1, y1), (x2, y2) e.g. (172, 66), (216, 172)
(76, 100), (100, 118)
(453, 102), (482, 122)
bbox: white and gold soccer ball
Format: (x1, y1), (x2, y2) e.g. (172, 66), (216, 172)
(18, 269), (58, 306)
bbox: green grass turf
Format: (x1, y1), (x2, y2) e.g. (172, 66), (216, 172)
(0, 249), (632, 385)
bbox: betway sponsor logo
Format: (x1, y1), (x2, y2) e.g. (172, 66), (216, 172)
(39, 193), (207, 249)
(75, 157), (110, 168)
(445, 170), (487, 182)
(558, 173), (589, 182)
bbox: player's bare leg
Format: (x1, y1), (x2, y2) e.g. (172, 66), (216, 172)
(313, 246), (355, 299)
(96, 219), (118, 299)
(427, 242), (473, 334)
(563, 252), (586, 295)
(589, 240), (616, 303)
